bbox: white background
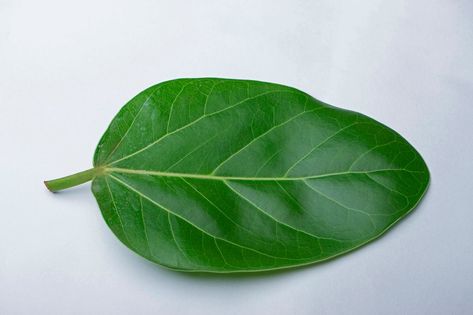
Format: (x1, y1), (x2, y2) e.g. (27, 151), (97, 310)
(1, 1), (472, 314)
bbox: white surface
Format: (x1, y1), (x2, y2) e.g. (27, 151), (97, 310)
(1, 1), (472, 314)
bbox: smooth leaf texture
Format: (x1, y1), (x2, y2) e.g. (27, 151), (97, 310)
(90, 78), (429, 273)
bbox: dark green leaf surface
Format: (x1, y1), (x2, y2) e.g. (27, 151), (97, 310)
(90, 78), (429, 273)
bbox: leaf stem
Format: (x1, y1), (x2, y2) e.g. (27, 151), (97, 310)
(44, 167), (103, 192)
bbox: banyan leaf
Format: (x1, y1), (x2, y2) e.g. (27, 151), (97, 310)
(45, 78), (429, 273)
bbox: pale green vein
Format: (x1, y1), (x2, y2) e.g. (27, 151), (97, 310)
(166, 80), (194, 134)
(211, 104), (320, 175)
(108, 89), (299, 166)
(365, 173), (410, 202)
(109, 174), (310, 262)
(203, 80), (223, 115)
(348, 140), (399, 171)
(214, 239), (235, 269)
(138, 196), (151, 257)
(273, 182), (325, 254)
(274, 181), (325, 234)
(167, 212), (195, 266)
(105, 177), (131, 246)
(254, 149), (282, 176)
(223, 179), (334, 244)
(283, 120), (363, 177)
(302, 180), (377, 231)
(180, 177), (264, 240)
(104, 88), (156, 164)
(165, 133), (219, 171)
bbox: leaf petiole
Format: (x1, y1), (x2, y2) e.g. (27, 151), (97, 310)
(44, 167), (104, 192)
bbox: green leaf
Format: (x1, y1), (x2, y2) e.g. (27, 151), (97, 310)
(45, 78), (429, 273)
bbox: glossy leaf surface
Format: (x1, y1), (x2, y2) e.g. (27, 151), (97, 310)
(91, 78), (429, 272)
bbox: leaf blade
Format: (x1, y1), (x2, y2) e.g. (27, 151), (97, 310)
(92, 78), (429, 272)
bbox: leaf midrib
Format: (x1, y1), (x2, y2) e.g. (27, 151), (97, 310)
(105, 167), (424, 181)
